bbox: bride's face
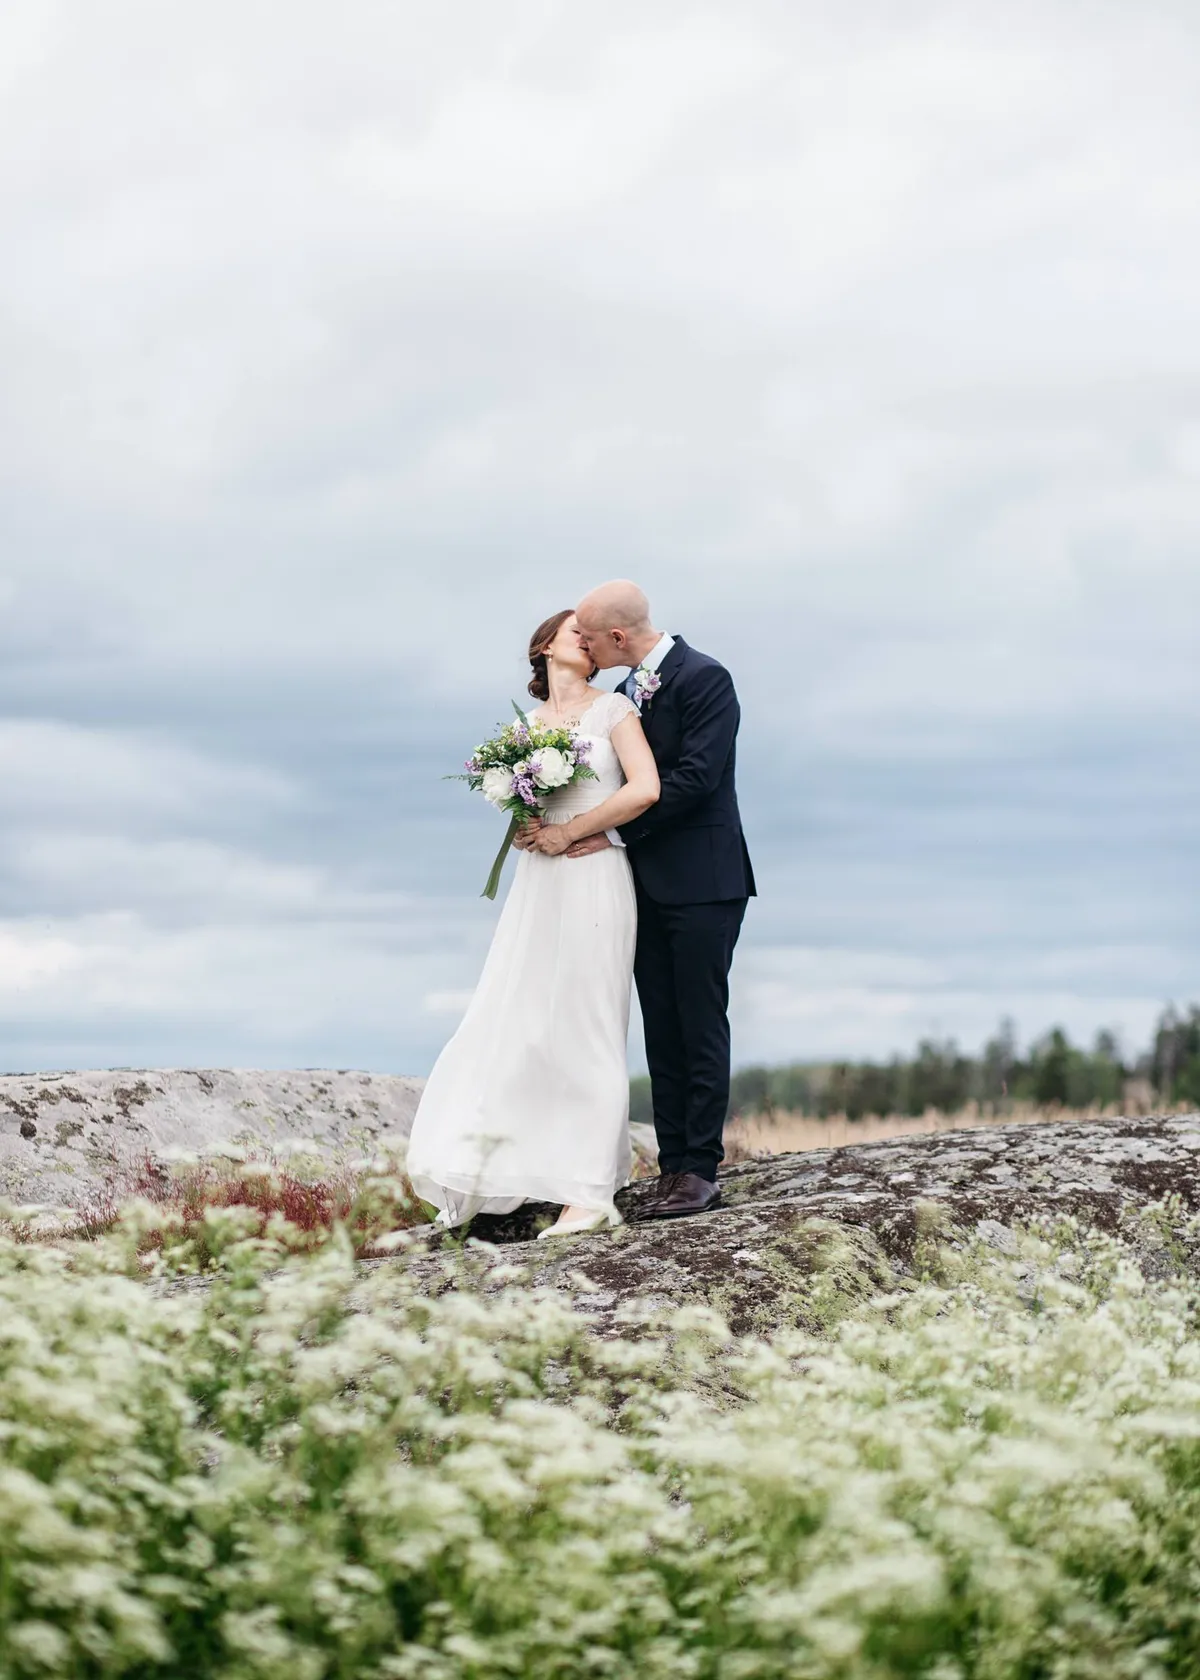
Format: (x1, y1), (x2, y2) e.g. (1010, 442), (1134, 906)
(548, 615), (595, 679)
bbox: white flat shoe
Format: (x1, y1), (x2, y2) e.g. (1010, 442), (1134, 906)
(537, 1204), (623, 1240)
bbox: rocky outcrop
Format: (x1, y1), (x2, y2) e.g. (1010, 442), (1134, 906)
(0, 1069), (423, 1207)
(8, 1079), (1199, 1343)
(405, 1113), (1200, 1336)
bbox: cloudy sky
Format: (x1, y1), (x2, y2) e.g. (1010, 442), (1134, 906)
(2, 0), (1197, 1076)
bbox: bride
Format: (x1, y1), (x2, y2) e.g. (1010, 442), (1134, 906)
(405, 608), (660, 1238)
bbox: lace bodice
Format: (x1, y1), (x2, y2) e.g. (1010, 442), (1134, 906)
(534, 690), (637, 824)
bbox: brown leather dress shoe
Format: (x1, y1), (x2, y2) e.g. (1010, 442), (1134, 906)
(642, 1170), (681, 1215)
(654, 1171), (721, 1219)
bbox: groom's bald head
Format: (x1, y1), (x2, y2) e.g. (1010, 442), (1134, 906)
(575, 580), (660, 670)
(577, 580), (652, 635)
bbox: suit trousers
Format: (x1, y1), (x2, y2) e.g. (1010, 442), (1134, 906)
(633, 881), (747, 1181)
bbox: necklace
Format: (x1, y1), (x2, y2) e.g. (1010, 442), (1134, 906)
(541, 686), (595, 725)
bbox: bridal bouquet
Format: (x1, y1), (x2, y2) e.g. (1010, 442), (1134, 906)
(453, 705), (597, 899)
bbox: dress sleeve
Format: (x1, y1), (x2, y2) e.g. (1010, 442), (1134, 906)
(602, 692), (639, 733)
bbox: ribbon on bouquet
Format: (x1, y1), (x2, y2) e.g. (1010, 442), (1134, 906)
(482, 814), (522, 901)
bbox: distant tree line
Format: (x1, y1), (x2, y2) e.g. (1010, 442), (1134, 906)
(628, 1004), (1200, 1126)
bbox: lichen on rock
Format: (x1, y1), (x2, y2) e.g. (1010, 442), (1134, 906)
(419, 1113), (1200, 1337)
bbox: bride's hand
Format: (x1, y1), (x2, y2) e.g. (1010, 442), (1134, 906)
(512, 819), (542, 851)
(534, 825), (573, 856)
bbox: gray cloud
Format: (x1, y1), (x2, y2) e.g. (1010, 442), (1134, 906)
(1, 0), (1198, 1074)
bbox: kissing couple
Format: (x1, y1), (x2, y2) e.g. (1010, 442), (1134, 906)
(407, 580), (756, 1238)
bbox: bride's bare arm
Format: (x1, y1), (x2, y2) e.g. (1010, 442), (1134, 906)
(534, 715), (659, 854)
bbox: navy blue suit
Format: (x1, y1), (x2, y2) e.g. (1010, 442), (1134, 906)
(618, 637), (755, 1179)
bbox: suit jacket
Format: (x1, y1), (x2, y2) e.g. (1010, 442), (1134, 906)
(618, 636), (756, 905)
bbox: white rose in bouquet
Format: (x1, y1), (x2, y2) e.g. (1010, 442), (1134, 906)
(481, 766), (516, 807)
(529, 746), (572, 790)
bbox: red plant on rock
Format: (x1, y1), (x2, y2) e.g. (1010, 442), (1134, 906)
(63, 1149), (427, 1260)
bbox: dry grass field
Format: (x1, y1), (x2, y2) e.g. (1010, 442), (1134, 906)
(723, 1098), (1188, 1160)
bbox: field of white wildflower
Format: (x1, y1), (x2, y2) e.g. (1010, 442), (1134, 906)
(2, 1196), (1200, 1678)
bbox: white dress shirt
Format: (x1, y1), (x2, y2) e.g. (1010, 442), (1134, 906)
(606, 633), (676, 847)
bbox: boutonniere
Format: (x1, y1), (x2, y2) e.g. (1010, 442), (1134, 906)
(633, 667), (662, 706)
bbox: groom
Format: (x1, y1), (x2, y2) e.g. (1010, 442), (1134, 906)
(571, 581), (756, 1219)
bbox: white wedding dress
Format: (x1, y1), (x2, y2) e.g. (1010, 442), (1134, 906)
(406, 690), (639, 1223)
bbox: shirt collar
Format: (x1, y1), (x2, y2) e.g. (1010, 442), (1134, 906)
(638, 632), (676, 675)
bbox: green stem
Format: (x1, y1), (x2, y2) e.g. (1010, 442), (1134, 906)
(481, 814), (522, 900)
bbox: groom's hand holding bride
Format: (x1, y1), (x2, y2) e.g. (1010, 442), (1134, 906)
(565, 834), (612, 858)
(528, 822), (614, 859)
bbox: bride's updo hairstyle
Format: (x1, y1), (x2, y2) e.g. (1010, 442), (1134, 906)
(528, 609), (596, 701)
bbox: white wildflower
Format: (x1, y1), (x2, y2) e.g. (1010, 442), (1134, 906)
(368, 1230), (412, 1253)
(272, 1138), (329, 1160)
(201, 1142), (248, 1162)
(8, 1621), (70, 1669)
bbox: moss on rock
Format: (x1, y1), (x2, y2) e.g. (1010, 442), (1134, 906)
(403, 1114), (1200, 1338)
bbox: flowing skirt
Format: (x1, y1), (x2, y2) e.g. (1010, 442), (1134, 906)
(406, 839), (637, 1222)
